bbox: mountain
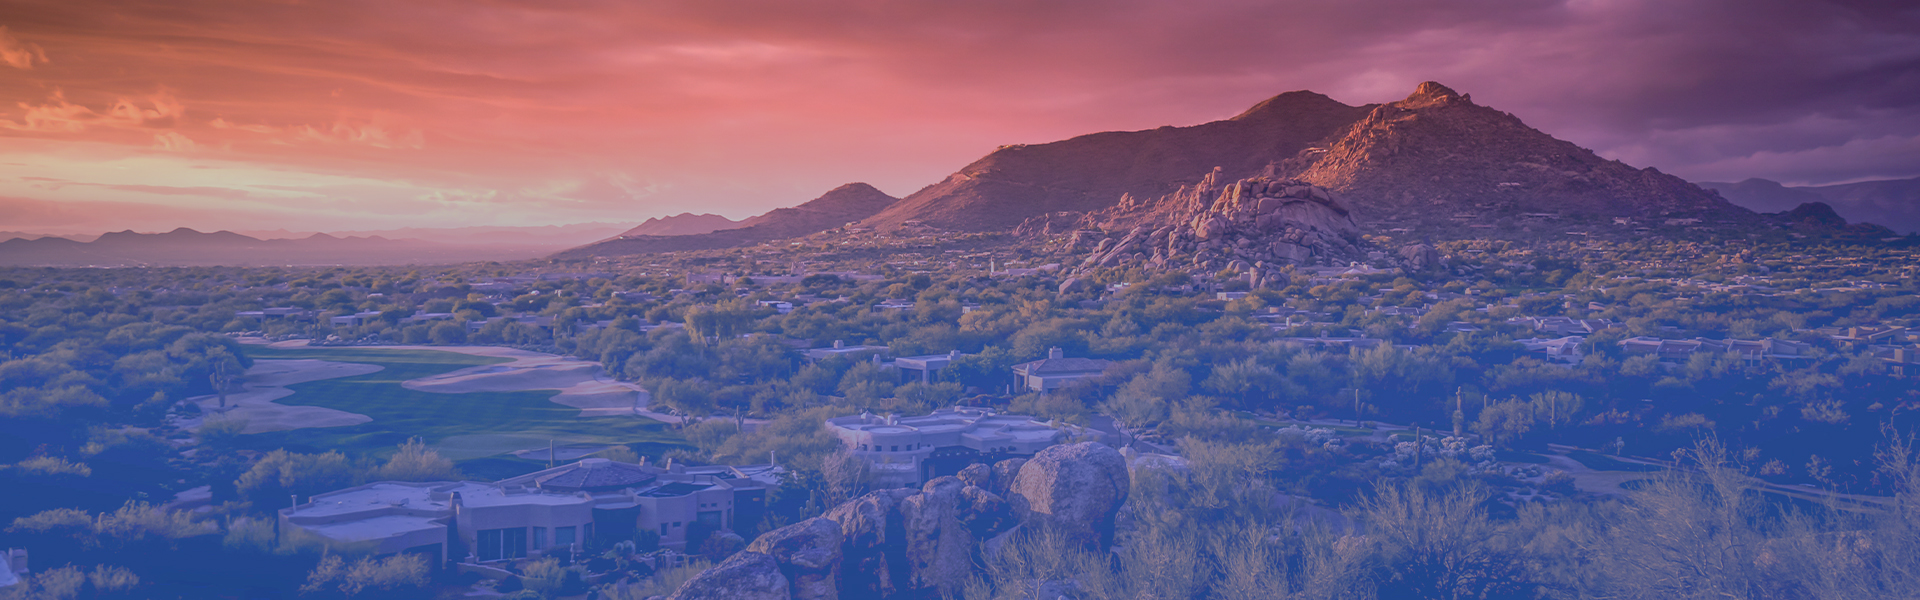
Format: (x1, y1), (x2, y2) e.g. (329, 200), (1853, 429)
(860, 90), (1371, 231)
(1769, 202), (1897, 238)
(1704, 177), (1920, 235)
(0, 231), (96, 243)
(0, 228), (568, 267)
(863, 81), (1751, 231)
(618, 213), (741, 237)
(554, 183), (899, 258)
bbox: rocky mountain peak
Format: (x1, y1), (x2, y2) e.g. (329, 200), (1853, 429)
(1401, 81), (1464, 106)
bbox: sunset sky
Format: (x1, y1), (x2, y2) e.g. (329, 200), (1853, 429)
(2, 0), (1917, 235)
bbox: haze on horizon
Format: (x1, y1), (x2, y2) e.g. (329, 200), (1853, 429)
(2, 0), (1917, 235)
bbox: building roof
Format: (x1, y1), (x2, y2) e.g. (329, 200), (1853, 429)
(526, 458), (659, 492)
(1012, 357), (1111, 376)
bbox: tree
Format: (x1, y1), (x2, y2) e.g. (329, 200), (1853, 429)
(376, 437), (458, 482)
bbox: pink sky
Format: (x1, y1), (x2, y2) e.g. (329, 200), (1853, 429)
(3, 0), (1917, 234)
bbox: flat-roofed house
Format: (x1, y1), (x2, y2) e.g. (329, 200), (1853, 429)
(1010, 347), (1111, 393)
(825, 407), (1094, 487)
(893, 350), (967, 384)
(279, 458), (779, 565)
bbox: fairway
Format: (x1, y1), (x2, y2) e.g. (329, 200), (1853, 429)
(238, 346), (688, 461)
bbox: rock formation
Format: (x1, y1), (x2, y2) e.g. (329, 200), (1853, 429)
(1006, 442), (1131, 549)
(1041, 170), (1368, 281)
(665, 445), (1127, 600)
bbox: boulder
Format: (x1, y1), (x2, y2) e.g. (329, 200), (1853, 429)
(901, 477), (973, 595)
(956, 463), (993, 489)
(1009, 442), (1130, 549)
(827, 489), (915, 599)
(747, 518), (843, 600)
(665, 551), (788, 600)
(990, 458), (1027, 498)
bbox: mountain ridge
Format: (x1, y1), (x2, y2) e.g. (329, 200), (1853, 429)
(553, 182), (900, 258)
(854, 81), (1753, 232)
(1702, 177), (1920, 234)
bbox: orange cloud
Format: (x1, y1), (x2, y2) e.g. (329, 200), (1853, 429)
(0, 26), (47, 70)
(3, 89), (186, 133)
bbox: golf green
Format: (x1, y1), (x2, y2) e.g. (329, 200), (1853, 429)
(238, 346), (687, 460)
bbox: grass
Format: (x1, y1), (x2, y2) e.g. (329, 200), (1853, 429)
(238, 346), (688, 460)
(1495, 450), (1552, 464)
(1565, 450), (1663, 472)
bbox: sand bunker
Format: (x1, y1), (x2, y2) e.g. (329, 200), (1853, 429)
(395, 346), (645, 417)
(190, 359), (381, 434)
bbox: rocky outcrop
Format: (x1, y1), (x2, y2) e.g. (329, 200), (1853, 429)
(1007, 442), (1131, 549)
(745, 518), (843, 600)
(666, 447), (1119, 600)
(665, 550), (787, 600)
(825, 488), (914, 599)
(1060, 172), (1366, 282)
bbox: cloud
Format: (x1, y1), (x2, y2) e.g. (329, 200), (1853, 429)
(2, 89), (186, 133)
(0, 0), (1916, 230)
(152, 131), (195, 151)
(0, 26), (47, 70)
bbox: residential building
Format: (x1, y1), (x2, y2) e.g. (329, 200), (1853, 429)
(893, 350), (968, 384)
(825, 407), (1093, 487)
(279, 458), (779, 564)
(1618, 337), (1811, 363)
(1010, 347), (1111, 393)
(1516, 336), (1584, 364)
(803, 340), (889, 362)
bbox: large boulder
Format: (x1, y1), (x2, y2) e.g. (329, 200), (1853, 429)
(990, 458), (1027, 498)
(826, 489), (915, 599)
(1008, 442), (1131, 549)
(900, 477), (975, 595)
(746, 518), (843, 600)
(665, 550), (788, 600)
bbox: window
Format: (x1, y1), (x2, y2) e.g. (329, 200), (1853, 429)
(533, 527), (547, 550)
(477, 527), (528, 561)
(891, 445), (899, 452)
(555, 526), (576, 548)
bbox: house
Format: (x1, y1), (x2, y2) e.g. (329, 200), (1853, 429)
(279, 458), (780, 564)
(1516, 336), (1584, 364)
(1010, 347), (1111, 393)
(1216, 291), (1249, 301)
(1508, 316), (1617, 336)
(330, 311), (384, 327)
(1871, 345), (1920, 378)
(1619, 337), (1811, 363)
(825, 407), (1093, 487)
(756, 300), (794, 314)
(802, 340), (889, 362)
(893, 350), (968, 384)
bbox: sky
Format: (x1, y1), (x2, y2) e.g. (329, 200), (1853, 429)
(2, 0), (1917, 234)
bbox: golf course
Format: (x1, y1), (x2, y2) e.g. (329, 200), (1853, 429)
(231, 345), (688, 478)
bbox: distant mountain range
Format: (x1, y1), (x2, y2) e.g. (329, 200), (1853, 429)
(617, 213), (741, 237)
(1699, 177), (1920, 234)
(555, 183), (899, 258)
(0, 227), (625, 267)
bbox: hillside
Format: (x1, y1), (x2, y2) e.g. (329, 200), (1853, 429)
(860, 91), (1371, 231)
(1704, 177), (1920, 234)
(553, 183), (899, 258)
(863, 82), (1752, 231)
(618, 213), (741, 237)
